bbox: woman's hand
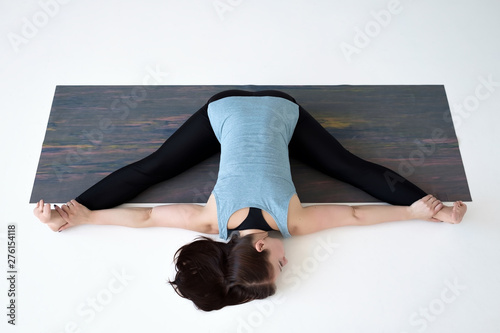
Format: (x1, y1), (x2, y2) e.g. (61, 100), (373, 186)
(408, 195), (443, 221)
(55, 200), (91, 231)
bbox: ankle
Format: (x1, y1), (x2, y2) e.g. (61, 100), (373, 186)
(432, 205), (451, 222)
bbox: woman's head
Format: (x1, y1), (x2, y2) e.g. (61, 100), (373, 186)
(252, 232), (288, 278)
(169, 232), (286, 311)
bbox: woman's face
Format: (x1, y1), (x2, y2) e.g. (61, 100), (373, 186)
(255, 233), (288, 280)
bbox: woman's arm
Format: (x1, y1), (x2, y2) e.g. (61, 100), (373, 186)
(35, 199), (218, 234)
(289, 195), (443, 236)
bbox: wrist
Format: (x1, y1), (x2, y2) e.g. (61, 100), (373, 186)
(84, 210), (95, 225)
(406, 206), (417, 220)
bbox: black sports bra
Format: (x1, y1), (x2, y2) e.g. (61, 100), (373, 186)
(228, 207), (274, 233)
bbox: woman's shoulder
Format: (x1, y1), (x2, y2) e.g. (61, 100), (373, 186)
(286, 194), (305, 236)
(202, 194), (219, 233)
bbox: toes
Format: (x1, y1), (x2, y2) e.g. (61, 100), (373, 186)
(451, 201), (467, 224)
(43, 203), (51, 216)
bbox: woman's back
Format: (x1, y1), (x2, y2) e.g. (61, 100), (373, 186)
(207, 96), (300, 240)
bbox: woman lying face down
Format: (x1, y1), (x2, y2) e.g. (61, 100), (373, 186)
(33, 90), (466, 311)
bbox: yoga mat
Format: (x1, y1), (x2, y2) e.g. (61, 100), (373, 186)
(30, 85), (471, 204)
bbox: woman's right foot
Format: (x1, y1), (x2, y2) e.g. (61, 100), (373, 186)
(33, 200), (68, 232)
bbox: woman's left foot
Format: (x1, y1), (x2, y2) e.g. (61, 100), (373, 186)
(433, 201), (467, 224)
(450, 201), (467, 224)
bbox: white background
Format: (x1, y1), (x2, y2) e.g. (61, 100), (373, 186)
(1, 0), (500, 332)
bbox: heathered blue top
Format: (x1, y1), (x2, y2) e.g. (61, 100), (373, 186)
(207, 96), (300, 240)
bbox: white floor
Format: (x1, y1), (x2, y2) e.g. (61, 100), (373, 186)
(1, 1), (500, 332)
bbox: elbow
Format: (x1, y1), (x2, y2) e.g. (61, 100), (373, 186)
(143, 207), (154, 227)
(351, 206), (363, 226)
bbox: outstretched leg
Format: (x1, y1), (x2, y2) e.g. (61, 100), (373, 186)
(289, 106), (427, 206)
(75, 103), (220, 210)
(288, 106), (466, 223)
(74, 89), (297, 210)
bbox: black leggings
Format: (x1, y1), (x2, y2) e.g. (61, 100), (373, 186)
(75, 90), (426, 210)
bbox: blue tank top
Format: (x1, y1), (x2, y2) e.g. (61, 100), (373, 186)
(208, 96), (300, 240)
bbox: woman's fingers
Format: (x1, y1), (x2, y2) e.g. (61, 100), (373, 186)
(55, 204), (69, 221)
(421, 194), (431, 202)
(58, 222), (70, 232)
(434, 201), (443, 211)
(414, 195), (444, 219)
(422, 195), (443, 213)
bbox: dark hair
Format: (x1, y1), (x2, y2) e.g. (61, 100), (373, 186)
(168, 234), (276, 311)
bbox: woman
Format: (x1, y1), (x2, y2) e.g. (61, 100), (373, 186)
(34, 90), (466, 311)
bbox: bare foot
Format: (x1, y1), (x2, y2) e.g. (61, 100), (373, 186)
(451, 201), (467, 223)
(433, 201), (467, 224)
(33, 199), (68, 232)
